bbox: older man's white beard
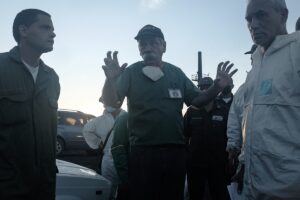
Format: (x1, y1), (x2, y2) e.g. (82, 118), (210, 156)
(142, 53), (160, 65)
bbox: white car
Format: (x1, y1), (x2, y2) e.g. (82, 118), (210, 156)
(56, 159), (111, 200)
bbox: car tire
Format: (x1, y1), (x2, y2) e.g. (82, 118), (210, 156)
(56, 138), (65, 156)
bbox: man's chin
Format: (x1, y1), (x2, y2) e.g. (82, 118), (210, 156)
(43, 46), (53, 53)
(142, 56), (157, 64)
(252, 36), (272, 48)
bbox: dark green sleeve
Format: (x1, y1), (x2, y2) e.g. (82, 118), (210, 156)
(111, 113), (129, 184)
(183, 73), (201, 106)
(116, 68), (131, 102)
(100, 68), (130, 108)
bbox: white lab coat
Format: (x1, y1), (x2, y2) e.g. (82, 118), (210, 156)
(226, 84), (246, 152)
(83, 109), (125, 198)
(226, 85), (247, 200)
(242, 32), (300, 200)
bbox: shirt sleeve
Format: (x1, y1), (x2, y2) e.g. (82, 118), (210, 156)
(183, 74), (201, 106)
(226, 86), (244, 152)
(116, 68), (131, 102)
(82, 119), (102, 149)
(291, 39), (300, 76)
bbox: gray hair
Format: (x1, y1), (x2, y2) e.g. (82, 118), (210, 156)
(247, 0), (287, 11)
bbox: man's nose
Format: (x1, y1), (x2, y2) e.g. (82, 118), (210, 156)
(143, 43), (153, 50)
(51, 31), (56, 38)
(248, 17), (260, 31)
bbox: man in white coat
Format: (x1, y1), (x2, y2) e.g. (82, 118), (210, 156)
(83, 105), (125, 199)
(242, 0), (300, 199)
(226, 46), (257, 200)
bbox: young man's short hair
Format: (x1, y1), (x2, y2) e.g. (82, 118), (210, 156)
(13, 9), (51, 42)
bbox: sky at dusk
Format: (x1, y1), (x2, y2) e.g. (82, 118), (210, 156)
(1, 0), (299, 115)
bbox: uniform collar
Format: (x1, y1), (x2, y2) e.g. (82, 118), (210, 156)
(8, 46), (51, 73)
(193, 100), (221, 112)
(254, 32), (300, 57)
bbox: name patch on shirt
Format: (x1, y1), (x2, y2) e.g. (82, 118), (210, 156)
(212, 115), (223, 122)
(260, 79), (272, 95)
(168, 89), (182, 98)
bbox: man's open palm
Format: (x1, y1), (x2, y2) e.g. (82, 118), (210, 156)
(102, 51), (127, 79)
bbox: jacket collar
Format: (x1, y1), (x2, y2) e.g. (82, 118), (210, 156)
(8, 46), (51, 73)
(9, 46), (54, 96)
(253, 32), (300, 58)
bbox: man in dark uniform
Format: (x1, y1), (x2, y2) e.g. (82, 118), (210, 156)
(217, 84), (234, 110)
(296, 17), (300, 31)
(184, 77), (231, 200)
(0, 9), (59, 200)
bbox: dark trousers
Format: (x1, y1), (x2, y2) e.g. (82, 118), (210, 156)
(116, 183), (129, 200)
(187, 165), (230, 200)
(0, 173), (55, 200)
(129, 145), (186, 200)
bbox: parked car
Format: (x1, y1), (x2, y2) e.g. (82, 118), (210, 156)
(56, 109), (96, 155)
(56, 159), (111, 200)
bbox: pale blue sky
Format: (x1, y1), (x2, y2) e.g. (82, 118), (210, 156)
(1, 0), (299, 115)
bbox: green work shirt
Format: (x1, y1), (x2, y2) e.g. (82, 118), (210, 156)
(0, 47), (60, 196)
(111, 112), (129, 184)
(117, 61), (200, 146)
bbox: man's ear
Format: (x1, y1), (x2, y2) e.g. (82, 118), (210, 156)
(163, 41), (166, 53)
(280, 8), (289, 24)
(18, 25), (28, 38)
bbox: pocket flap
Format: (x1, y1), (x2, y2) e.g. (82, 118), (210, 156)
(0, 89), (28, 102)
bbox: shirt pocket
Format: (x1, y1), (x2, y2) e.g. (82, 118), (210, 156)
(189, 117), (204, 130)
(188, 117), (206, 150)
(163, 87), (184, 111)
(0, 89), (30, 125)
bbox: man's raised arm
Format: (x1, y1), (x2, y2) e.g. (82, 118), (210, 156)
(100, 51), (127, 108)
(192, 61), (237, 107)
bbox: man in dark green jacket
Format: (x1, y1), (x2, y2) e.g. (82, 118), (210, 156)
(0, 9), (59, 200)
(111, 112), (129, 200)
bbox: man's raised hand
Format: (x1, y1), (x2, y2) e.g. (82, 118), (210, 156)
(102, 51), (128, 79)
(215, 61), (237, 90)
